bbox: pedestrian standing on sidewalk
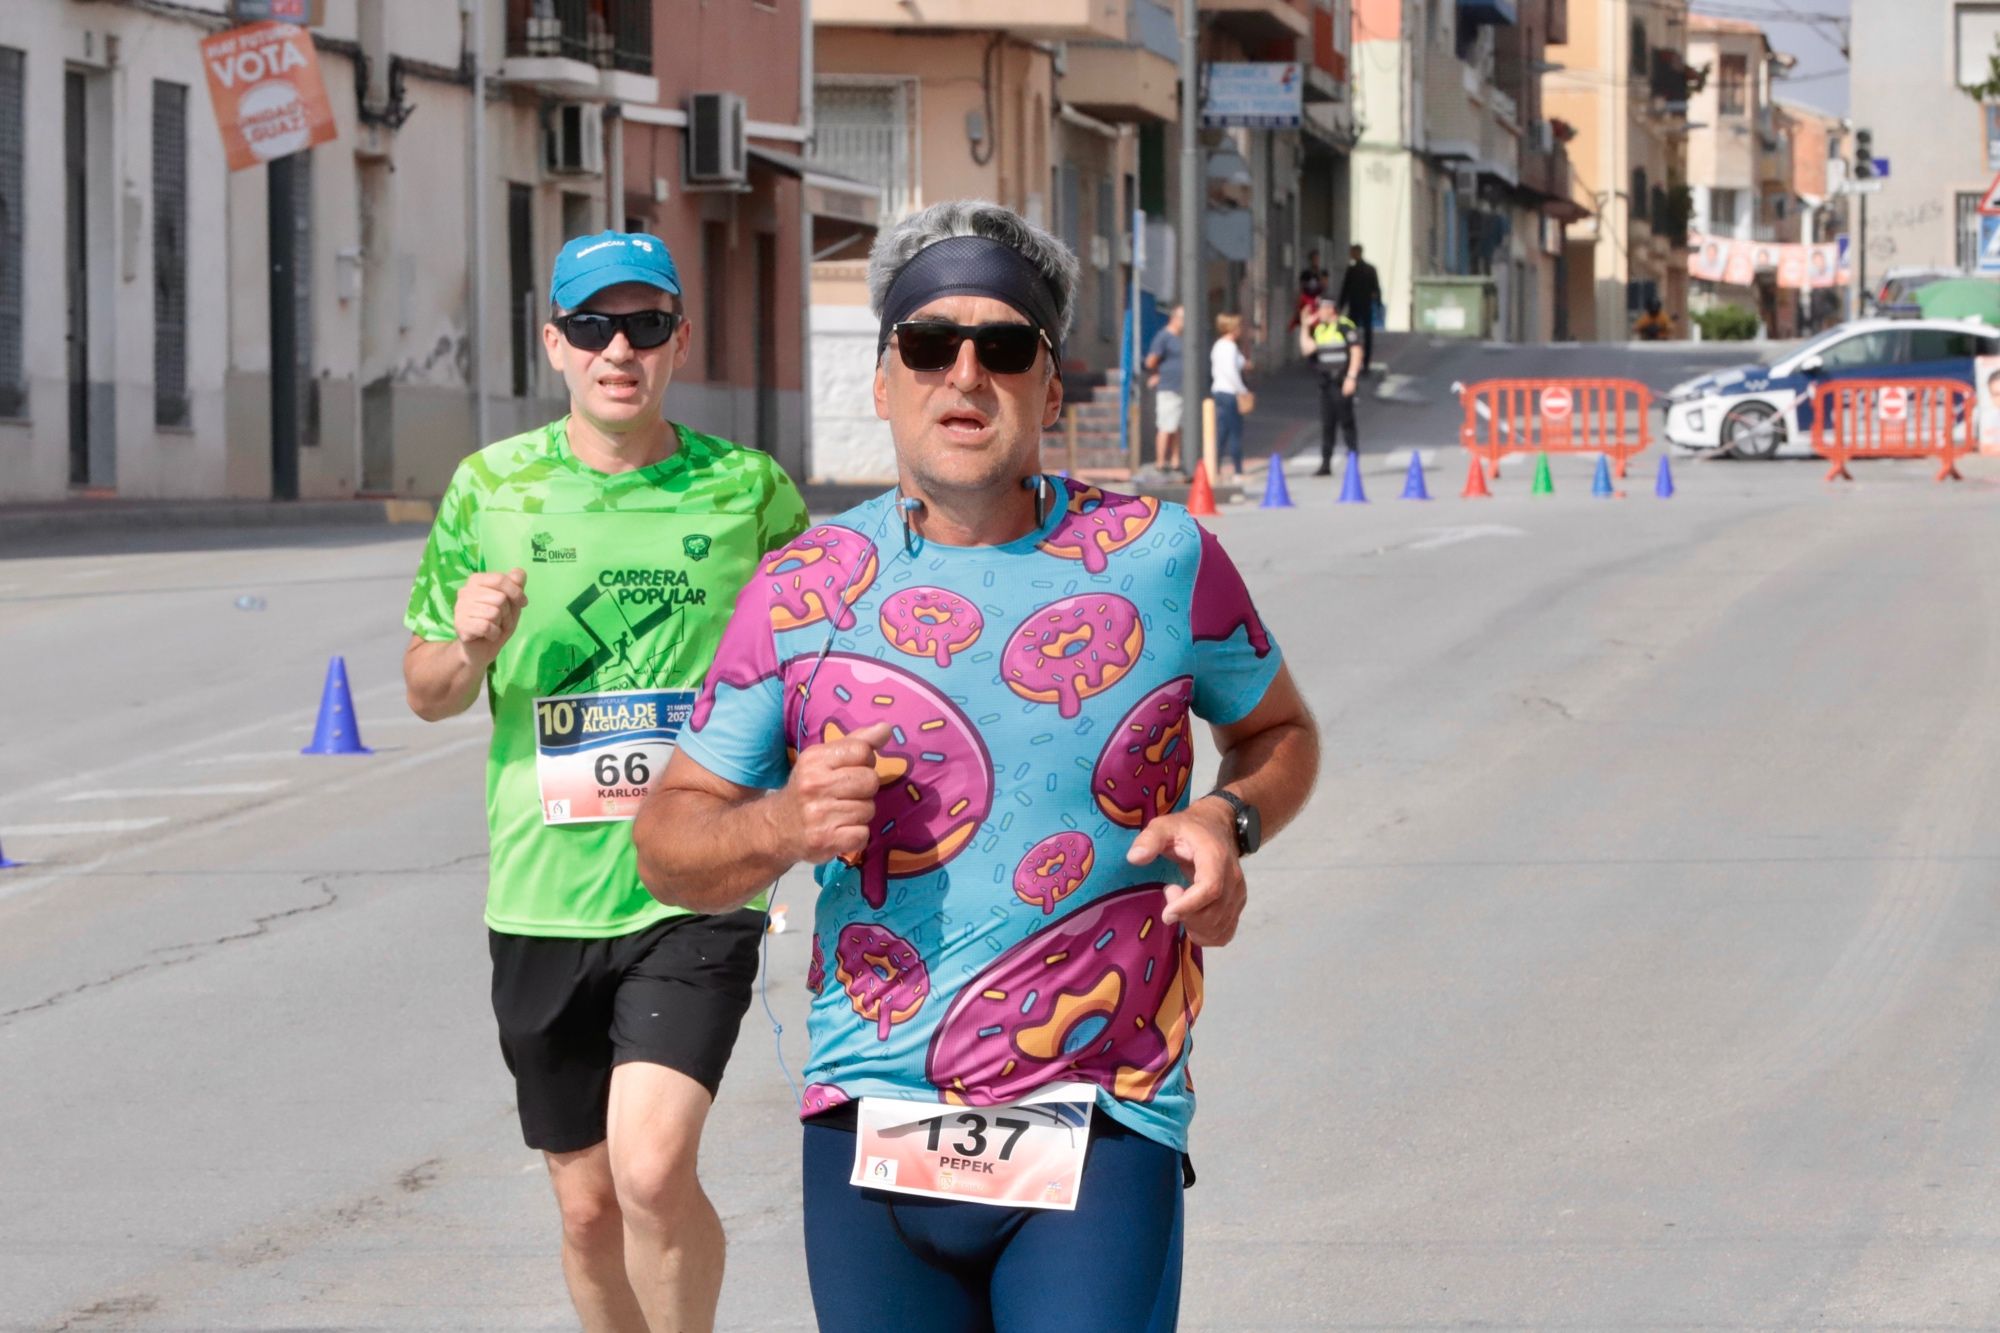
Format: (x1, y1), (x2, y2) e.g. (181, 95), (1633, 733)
(1211, 313), (1251, 480)
(401, 230), (808, 1333)
(1300, 295), (1361, 476)
(1145, 304), (1187, 474)
(1336, 244), (1380, 373)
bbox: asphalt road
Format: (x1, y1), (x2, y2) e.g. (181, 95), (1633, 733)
(10, 339), (2000, 1331)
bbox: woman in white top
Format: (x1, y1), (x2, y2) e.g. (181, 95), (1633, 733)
(1209, 313), (1251, 479)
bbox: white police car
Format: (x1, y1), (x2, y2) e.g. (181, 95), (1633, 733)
(1663, 318), (2000, 458)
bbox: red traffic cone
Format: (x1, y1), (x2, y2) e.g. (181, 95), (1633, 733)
(1461, 454), (1492, 499)
(1187, 461), (1219, 517)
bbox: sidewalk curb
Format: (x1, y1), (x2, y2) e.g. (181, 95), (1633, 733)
(0, 497), (437, 546)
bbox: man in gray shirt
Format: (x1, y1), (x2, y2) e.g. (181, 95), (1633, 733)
(1145, 304), (1187, 474)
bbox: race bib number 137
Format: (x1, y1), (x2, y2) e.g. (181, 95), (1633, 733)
(534, 688), (693, 825)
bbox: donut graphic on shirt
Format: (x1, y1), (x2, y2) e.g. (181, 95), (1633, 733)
(761, 524), (879, 632)
(785, 652), (994, 909)
(1001, 593), (1146, 719)
(1092, 676), (1195, 829)
(1037, 483), (1161, 574)
(926, 884), (1204, 1106)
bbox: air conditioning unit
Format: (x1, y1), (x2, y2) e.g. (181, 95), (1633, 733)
(546, 102), (604, 176)
(687, 92), (747, 187)
(1453, 164), (1480, 197)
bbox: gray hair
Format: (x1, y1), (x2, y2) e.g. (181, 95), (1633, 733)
(866, 200), (1080, 346)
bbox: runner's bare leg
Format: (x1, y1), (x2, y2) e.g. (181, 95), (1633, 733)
(545, 1144), (650, 1333)
(608, 1062), (725, 1333)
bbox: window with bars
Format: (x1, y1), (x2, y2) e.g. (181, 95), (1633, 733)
(153, 81), (189, 428)
(812, 80), (919, 222)
(0, 47), (23, 419)
(1957, 191), (1986, 271)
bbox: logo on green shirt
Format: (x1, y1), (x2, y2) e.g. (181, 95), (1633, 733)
(531, 530), (578, 563)
(683, 532), (713, 562)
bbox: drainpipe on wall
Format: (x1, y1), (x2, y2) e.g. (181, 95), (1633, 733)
(606, 106), (625, 229)
(466, 0), (490, 452)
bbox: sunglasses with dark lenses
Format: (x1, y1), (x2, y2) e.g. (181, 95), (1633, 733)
(893, 320), (1050, 375)
(556, 309), (681, 352)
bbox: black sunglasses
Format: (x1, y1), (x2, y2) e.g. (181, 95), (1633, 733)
(555, 309), (681, 352)
(893, 320), (1051, 375)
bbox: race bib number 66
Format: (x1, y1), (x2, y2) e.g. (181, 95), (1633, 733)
(533, 688), (693, 825)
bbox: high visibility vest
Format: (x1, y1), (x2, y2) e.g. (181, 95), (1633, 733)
(1310, 318), (1357, 372)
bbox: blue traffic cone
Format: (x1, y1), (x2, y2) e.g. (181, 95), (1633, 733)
(1260, 454), (1295, 508)
(1591, 453), (1615, 497)
(1655, 453), (1676, 499)
(1337, 451), (1369, 504)
(1400, 452), (1431, 500)
(0, 835), (21, 869)
(301, 656), (373, 756)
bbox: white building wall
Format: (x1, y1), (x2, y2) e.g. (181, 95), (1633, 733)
(1851, 0), (1979, 280)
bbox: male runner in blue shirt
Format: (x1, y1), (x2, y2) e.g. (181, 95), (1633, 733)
(633, 200), (1320, 1331)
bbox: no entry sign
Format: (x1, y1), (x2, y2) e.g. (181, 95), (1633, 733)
(1878, 387), (1909, 421)
(201, 22), (337, 171)
(1540, 387), (1573, 420)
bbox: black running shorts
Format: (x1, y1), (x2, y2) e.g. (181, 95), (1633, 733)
(488, 908), (765, 1154)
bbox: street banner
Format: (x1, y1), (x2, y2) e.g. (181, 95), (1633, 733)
(1807, 243), (1840, 289)
(201, 22), (337, 172)
(1977, 355), (2000, 453)
(1776, 245), (1806, 290)
(1722, 240), (1756, 287)
(1201, 63), (1303, 129)
(1689, 234), (1727, 283)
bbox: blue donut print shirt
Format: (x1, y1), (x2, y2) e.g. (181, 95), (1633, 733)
(676, 477), (1283, 1152)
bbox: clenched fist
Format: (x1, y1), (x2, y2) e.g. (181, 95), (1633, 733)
(779, 721), (893, 864)
(453, 567), (528, 668)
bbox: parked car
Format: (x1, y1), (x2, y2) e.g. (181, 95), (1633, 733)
(1663, 318), (2000, 458)
(1873, 267), (1965, 318)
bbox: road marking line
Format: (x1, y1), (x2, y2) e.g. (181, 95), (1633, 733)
(3, 818), (172, 836)
(183, 751), (318, 767)
(0, 734), (485, 909)
(61, 782), (290, 801)
(1405, 525), (1528, 552)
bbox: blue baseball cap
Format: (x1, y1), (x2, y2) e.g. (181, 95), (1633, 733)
(551, 230), (681, 310)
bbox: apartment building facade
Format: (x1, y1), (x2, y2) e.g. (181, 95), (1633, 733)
(1544, 0), (1691, 341)
(1684, 15), (1798, 335)
(1851, 0), (2000, 288)
(1349, 0), (1579, 342)
(0, 0), (820, 504)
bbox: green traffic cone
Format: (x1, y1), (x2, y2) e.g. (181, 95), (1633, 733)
(1531, 452), (1554, 496)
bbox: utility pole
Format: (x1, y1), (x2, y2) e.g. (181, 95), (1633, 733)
(1178, 0), (1204, 476)
(269, 153), (299, 501)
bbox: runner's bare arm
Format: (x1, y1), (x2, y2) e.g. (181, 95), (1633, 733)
(403, 568), (528, 720)
(635, 722), (895, 914)
(1126, 664), (1319, 947)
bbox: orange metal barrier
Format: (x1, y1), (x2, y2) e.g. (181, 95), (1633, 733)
(1809, 379), (1973, 482)
(1456, 379), (1654, 478)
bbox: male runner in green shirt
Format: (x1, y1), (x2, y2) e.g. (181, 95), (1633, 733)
(402, 230), (807, 1333)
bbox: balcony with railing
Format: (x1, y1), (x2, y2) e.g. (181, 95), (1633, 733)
(815, 0), (1125, 39)
(503, 0), (656, 102)
(1202, 0), (1310, 47)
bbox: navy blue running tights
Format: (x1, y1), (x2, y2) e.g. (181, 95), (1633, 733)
(801, 1114), (1185, 1333)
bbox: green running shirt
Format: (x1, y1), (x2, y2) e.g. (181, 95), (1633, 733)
(404, 419), (810, 937)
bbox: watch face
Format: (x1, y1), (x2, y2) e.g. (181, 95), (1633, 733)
(1236, 803), (1262, 855)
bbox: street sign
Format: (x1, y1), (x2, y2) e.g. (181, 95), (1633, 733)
(201, 22), (337, 171)
(1871, 157), (1891, 179)
(1201, 63), (1303, 129)
(1979, 171), (2000, 216)
(1540, 387), (1573, 421)
(1848, 180), (1884, 195)
(1979, 214), (2000, 274)
(1878, 387), (1909, 421)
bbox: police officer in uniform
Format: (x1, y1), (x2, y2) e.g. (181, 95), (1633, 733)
(1299, 295), (1361, 476)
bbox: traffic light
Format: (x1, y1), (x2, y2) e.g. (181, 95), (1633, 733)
(1855, 128), (1874, 179)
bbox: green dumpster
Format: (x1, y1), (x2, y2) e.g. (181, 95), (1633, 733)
(1413, 276), (1497, 339)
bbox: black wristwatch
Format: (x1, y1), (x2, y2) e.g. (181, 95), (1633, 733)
(1206, 788), (1262, 857)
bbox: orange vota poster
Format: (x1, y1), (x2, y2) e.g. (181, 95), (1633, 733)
(201, 22), (337, 172)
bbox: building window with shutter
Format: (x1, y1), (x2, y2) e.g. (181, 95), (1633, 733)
(153, 81), (190, 428)
(1717, 55), (1747, 116)
(813, 79), (919, 222)
(0, 46), (23, 419)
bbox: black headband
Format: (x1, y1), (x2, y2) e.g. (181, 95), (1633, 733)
(876, 235), (1064, 363)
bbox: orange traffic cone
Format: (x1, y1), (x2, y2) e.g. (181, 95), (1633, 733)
(1187, 461), (1218, 517)
(1461, 455), (1492, 499)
